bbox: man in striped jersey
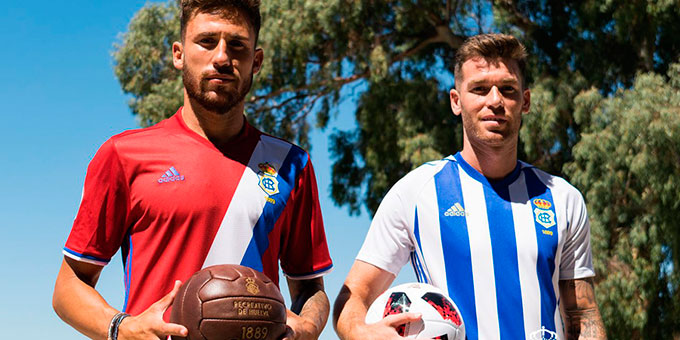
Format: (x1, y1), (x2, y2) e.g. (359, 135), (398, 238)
(334, 34), (606, 340)
(52, 1), (332, 339)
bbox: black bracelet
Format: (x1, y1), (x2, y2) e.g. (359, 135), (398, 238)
(107, 312), (130, 340)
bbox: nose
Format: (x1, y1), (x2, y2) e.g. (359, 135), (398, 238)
(487, 86), (504, 108)
(212, 40), (232, 70)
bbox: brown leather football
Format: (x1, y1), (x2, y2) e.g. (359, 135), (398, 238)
(170, 264), (287, 340)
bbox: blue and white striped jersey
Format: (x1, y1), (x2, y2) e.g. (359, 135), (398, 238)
(357, 152), (594, 340)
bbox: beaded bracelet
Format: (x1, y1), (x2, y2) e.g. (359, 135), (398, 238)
(107, 312), (130, 340)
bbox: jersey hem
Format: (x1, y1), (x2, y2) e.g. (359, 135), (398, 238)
(63, 248), (109, 266)
(284, 264), (334, 280)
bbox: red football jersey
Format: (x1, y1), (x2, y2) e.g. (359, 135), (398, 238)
(63, 108), (332, 316)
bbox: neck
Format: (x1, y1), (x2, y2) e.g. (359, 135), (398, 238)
(459, 138), (518, 180)
(181, 93), (246, 147)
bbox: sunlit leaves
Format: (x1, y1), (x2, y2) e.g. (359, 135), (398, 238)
(566, 65), (680, 339)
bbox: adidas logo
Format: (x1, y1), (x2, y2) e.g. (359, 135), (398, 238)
(157, 166), (185, 183)
(444, 203), (468, 217)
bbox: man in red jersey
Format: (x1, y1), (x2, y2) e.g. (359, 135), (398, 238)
(52, 1), (333, 339)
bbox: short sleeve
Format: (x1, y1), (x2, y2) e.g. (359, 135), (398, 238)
(559, 190), (595, 280)
(63, 139), (131, 266)
(356, 181), (414, 276)
(279, 156), (333, 279)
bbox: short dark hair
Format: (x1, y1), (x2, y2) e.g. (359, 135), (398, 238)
(454, 33), (528, 88)
(179, 0), (261, 45)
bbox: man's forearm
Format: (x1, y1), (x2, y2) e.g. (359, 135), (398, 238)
(561, 278), (607, 340)
(333, 285), (365, 340)
(53, 258), (118, 340)
(295, 288), (330, 334)
(565, 308), (607, 340)
(287, 277), (330, 338)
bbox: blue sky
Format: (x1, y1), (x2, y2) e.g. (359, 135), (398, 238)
(0, 2), (415, 338)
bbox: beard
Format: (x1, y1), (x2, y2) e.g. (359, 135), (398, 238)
(182, 65), (253, 113)
(461, 109), (521, 148)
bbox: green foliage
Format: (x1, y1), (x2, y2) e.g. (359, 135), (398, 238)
(331, 74), (461, 214)
(519, 71), (588, 175)
(565, 64), (680, 339)
(495, 0), (680, 86)
(495, 0), (680, 178)
(113, 1), (181, 127)
(255, 0), (478, 150)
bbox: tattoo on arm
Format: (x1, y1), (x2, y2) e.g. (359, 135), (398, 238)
(289, 278), (330, 334)
(298, 289), (330, 328)
(560, 278), (607, 340)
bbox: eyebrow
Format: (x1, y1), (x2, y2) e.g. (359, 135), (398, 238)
(467, 78), (520, 88)
(194, 31), (249, 41)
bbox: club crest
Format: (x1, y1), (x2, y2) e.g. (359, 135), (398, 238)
(534, 207), (556, 229)
(245, 277), (260, 295)
(257, 162), (279, 196)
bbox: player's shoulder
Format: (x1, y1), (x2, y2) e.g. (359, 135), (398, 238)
(388, 157), (453, 199)
(408, 157), (452, 180)
(256, 128), (307, 153)
(254, 127), (311, 165)
(89, 117), (176, 164)
(519, 161), (585, 202)
(108, 115), (177, 145)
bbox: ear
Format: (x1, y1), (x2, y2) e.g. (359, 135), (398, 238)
(521, 88), (531, 114)
(450, 88), (462, 116)
(252, 47), (264, 75)
(172, 41), (184, 70)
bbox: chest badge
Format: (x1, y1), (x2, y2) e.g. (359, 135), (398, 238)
(533, 198), (556, 229)
(257, 162), (280, 196)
